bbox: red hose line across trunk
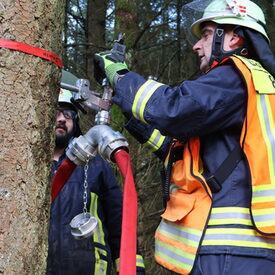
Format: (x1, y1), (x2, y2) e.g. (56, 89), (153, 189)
(114, 150), (138, 275)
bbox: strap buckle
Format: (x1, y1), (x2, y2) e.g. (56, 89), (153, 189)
(206, 175), (222, 193)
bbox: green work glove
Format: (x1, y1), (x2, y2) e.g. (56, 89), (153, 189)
(93, 51), (129, 86)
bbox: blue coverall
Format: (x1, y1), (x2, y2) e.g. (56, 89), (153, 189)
(112, 59), (275, 274)
(47, 154), (145, 274)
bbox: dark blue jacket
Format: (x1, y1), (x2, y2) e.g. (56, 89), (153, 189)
(47, 154), (123, 274)
(112, 60), (275, 261)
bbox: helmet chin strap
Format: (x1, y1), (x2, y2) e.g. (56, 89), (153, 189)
(209, 25), (248, 68)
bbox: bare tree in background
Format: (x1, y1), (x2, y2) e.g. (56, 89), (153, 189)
(0, 0), (65, 274)
(86, 0), (107, 82)
(254, 0), (275, 50)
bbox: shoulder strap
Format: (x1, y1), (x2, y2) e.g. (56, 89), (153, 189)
(206, 145), (244, 193)
(162, 142), (244, 196)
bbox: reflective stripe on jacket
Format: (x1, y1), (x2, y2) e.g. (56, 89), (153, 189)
(90, 192), (109, 275)
(89, 193), (146, 273)
(154, 56), (275, 274)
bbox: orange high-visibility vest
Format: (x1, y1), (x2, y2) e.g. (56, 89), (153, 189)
(154, 56), (275, 274)
(231, 56), (275, 235)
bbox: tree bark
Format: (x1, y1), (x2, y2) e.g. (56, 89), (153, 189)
(0, 0), (65, 274)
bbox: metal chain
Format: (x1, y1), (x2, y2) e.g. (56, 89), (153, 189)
(83, 161), (89, 216)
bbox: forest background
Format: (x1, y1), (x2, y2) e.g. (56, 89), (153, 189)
(0, 0), (275, 274)
(63, 0), (275, 273)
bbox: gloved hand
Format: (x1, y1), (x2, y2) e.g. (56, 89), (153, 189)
(93, 51), (129, 86)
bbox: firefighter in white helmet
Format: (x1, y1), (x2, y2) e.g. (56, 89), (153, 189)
(46, 71), (145, 274)
(94, 0), (275, 274)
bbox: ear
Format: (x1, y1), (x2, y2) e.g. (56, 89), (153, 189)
(229, 33), (244, 48)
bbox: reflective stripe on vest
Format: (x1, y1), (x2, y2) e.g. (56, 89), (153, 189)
(90, 193), (108, 275)
(132, 79), (164, 123)
(208, 207), (252, 226)
(155, 138), (212, 274)
(231, 56), (275, 235)
(203, 227), (275, 249)
(145, 129), (166, 152)
(155, 219), (201, 274)
(202, 207), (275, 249)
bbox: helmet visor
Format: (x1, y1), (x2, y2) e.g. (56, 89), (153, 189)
(182, 0), (214, 45)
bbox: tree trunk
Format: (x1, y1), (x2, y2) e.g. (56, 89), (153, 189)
(62, 0), (70, 71)
(0, 0), (65, 274)
(257, 0), (275, 52)
(86, 0), (107, 84)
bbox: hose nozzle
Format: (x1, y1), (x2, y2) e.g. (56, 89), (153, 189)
(66, 125), (128, 165)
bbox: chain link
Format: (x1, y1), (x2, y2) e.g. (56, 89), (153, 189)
(83, 160), (89, 216)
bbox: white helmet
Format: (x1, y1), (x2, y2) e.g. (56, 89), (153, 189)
(59, 70), (79, 107)
(183, 0), (268, 42)
(58, 88), (73, 105)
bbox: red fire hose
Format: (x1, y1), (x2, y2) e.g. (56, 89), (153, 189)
(113, 150), (137, 275)
(51, 150), (138, 274)
(51, 158), (76, 203)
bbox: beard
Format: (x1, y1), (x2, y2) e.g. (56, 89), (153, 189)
(55, 125), (75, 149)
